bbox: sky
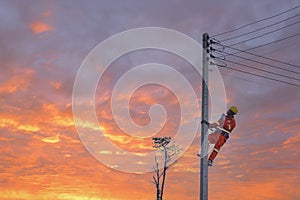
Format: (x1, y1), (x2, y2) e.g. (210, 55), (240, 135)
(1, 0), (300, 199)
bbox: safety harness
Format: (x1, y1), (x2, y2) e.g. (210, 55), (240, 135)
(216, 127), (231, 139)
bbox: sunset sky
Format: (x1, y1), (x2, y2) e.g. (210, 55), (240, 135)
(1, 0), (300, 200)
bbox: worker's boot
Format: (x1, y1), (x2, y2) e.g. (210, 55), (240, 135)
(208, 159), (213, 166)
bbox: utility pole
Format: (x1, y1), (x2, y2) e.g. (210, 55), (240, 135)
(200, 33), (209, 200)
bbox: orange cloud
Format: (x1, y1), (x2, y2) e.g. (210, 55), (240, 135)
(17, 124), (40, 132)
(42, 134), (60, 143)
(29, 21), (53, 34)
(282, 133), (300, 149)
(209, 177), (299, 200)
(0, 68), (35, 94)
(50, 81), (62, 90)
(103, 132), (133, 144)
(1, 66), (299, 200)
(42, 103), (74, 129)
(0, 118), (40, 133)
(42, 10), (52, 18)
(0, 189), (118, 200)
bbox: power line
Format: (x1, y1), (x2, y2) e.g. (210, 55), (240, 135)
(228, 20), (300, 46)
(213, 36), (300, 68)
(214, 40), (300, 68)
(251, 40), (300, 58)
(218, 32), (300, 51)
(213, 51), (300, 75)
(211, 5), (300, 37)
(219, 65), (300, 87)
(222, 73), (268, 85)
(214, 57), (300, 81)
(220, 13), (300, 42)
(213, 60), (300, 87)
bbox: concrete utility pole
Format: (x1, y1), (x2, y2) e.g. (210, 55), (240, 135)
(200, 33), (209, 200)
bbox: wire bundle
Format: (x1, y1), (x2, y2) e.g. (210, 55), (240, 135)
(209, 5), (300, 87)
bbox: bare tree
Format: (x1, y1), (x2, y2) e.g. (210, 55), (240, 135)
(151, 137), (181, 200)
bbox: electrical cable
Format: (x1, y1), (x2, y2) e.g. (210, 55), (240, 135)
(228, 20), (300, 46)
(257, 40), (300, 56)
(216, 32), (300, 52)
(214, 57), (300, 81)
(213, 60), (300, 87)
(213, 37), (300, 68)
(220, 13), (300, 42)
(222, 72), (272, 85)
(211, 5), (300, 37)
(213, 51), (300, 75)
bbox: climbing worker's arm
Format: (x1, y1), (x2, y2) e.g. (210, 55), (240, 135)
(201, 113), (226, 128)
(201, 120), (220, 128)
(208, 122), (219, 128)
(209, 113), (226, 128)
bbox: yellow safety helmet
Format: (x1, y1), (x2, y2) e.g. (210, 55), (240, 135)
(229, 106), (238, 115)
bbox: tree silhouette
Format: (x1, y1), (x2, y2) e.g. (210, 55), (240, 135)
(151, 137), (182, 200)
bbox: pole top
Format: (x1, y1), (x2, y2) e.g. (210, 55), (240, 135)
(202, 33), (209, 49)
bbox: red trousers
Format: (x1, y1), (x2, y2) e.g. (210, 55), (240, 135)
(209, 134), (227, 161)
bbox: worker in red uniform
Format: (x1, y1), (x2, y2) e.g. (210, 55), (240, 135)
(202, 106), (238, 166)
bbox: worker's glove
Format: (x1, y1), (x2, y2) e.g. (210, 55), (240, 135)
(201, 120), (210, 125)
